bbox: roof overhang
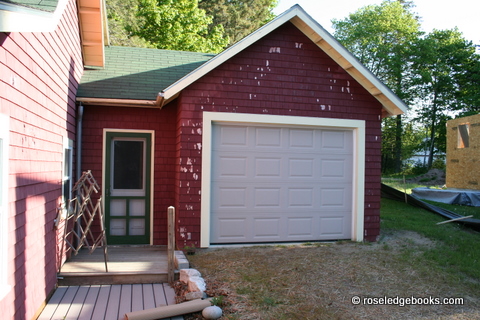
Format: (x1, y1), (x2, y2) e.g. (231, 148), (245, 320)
(77, 0), (106, 67)
(158, 5), (407, 117)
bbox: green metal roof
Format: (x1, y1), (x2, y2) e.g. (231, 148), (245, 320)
(77, 46), (215, 101)
(1, 0), (58, 12)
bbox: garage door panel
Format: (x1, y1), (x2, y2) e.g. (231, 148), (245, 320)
(320, 130), (352, 151)
(288, 187), (314, 207)
(254, 157), (282, 177)
(211, 123), (353, 243)
(217, 156), (248, 177)
(288, 158), (315, 178)
(254, 187), (282, 208)
(287, 217), (314, 237)
(253, 218), (281, 239)
(217, 187), (247, 208)
(319, 216), (350, 237)
(289, 129), (314, 148)
(255, 127), (283, 147)
(320, 188), (350, 209)
(214, 218), (248, 241)
(319, 157), (353, 182)
(217, 126), (248, 147)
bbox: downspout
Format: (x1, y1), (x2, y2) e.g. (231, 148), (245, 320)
(75, 102), (84, 246)
(76, 102), (84, 185)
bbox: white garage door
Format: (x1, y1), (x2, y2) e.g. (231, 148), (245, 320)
(211, 123), (353, 244)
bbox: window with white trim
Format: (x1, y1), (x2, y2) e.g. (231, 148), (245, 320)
(0, 114), (10, 299)
(62, 137), (73, 218)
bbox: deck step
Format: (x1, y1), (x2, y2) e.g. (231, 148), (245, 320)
(57, 272), (172, 286)
(57, 246), (188, 286)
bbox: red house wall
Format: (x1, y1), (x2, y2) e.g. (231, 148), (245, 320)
(0, 0), (83, 318)
(175, 22), (383, 246)
(81, 104), (178, 245)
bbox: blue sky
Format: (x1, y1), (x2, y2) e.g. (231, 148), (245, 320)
(273, 0), (479, 44)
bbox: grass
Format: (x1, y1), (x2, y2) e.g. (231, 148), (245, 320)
(381, 197), (480, 280)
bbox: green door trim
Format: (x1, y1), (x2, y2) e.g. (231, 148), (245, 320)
(104, 130), (153, 244)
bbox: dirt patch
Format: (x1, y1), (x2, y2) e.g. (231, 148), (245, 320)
(406, 169), (446, 186)
(182, 230), (480, 320)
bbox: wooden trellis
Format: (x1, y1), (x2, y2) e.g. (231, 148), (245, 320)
(60, 170), (108, 272)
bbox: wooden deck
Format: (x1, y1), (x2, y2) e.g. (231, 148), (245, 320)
(58, 246), (189, 286)
(38, 283), (182, 320)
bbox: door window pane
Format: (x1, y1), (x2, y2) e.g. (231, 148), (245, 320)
(110, 199), (126, 216)
(129, 219), (145, 235)
(130, 199), (145, 216)
(113, 140), (144, 189)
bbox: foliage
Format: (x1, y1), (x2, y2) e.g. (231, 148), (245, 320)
(333, 1), (480, 172)
(410, 28), (480, 167)
(128, 0), (229, 53)
(333, 1), (422, 174)
(199, 0), (278, 46)
(106, 0), (152, 47)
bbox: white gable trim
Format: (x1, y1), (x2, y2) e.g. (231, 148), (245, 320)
(160, 5), (407, 117)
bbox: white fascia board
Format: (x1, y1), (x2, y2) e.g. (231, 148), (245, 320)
(0, 0), (69, 32)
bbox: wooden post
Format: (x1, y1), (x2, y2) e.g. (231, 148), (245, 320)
(167, 206), (175, 284)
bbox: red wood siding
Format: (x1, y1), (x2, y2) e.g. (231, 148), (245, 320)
(0, 0), (83, 318)
(81, 104), (178, 245)
(176, 22), (383, 245)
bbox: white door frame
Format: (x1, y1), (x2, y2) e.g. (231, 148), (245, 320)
(201, 112), (365, 247)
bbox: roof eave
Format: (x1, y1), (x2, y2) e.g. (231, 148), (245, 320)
(77, 97), (160, 108)
(78, 0), (106, 68)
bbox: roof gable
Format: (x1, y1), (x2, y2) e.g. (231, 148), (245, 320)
(77, 4), (407, 116)
(159, 4), (406, 117)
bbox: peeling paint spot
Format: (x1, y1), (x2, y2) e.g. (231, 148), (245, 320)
(197, 143), (202, 150)
(187, 158), (192, 165)
(186, 204), (193, 210)
(341, 87), (344, 92)
(295, 42), (303, 48)
(239, 66), (242, 70)
(197, 128), (202, 134)
(330, 86), (333, 90)
(346, 87), (350, 93)
(193, 173), (199, 180)
(258, 81), (261, 86)
(269, 47), (281, 53)
(321, 105), (326, 110)
(328, 67), (331, 72)
(266, 60), (269, 66)
(347, 81), (350, 86)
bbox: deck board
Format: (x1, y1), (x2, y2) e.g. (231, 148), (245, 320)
(90, 285), (111, 319)
(38, 284), (182, 320)
(78, 285), (100, 320)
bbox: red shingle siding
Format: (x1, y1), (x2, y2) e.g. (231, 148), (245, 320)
(176, 22), (383, 245)
(82, 105), (178, 244)
(0, 0), (83, 318)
